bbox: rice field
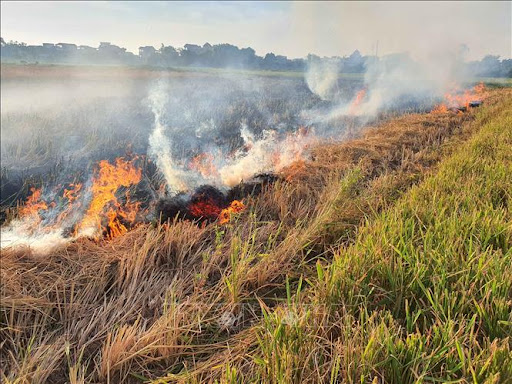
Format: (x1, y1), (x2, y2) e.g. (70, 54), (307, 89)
(1, 62), (510, 383)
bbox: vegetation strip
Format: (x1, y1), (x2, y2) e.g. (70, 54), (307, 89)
(183, 91), (512, 383)
(1, 90), (510, 383)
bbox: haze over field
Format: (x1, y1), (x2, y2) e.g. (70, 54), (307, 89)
(0, 0), (506, 251)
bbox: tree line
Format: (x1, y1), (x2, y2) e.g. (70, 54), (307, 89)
(1, 38), (511, 77)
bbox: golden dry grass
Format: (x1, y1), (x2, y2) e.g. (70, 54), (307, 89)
(1, 88), (510, 383)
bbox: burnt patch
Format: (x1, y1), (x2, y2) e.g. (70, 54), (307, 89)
(157, 173), (281, 224)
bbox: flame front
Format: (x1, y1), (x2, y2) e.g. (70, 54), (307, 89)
(188, 198), (223, 220)
(9, 153), (250, 245)
(348, 89), (367, 115)
(219, 200), (245, 225)
(63, 183), (82, 203)
(189, 153), (218, 179)
(3, 156), (144, 250)
(18, 187), (48, 224)
(431, 104), (448, 114)
(432, 82), (486, 113)
(78, 157), (142, 238)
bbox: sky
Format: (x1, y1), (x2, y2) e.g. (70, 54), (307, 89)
(1, 1), (511, 61)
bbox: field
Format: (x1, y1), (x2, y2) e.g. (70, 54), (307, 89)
(1, 65), (511, 383)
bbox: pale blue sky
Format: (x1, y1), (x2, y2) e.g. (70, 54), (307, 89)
(1, 1), (510, 60)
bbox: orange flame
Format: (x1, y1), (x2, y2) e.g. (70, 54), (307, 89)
(55, 183), (83, 224)
(105, 208), (128, 239)
(348, 89), (366, 115)
(272, 127), (311, 171)
(218, 200), (245, 225)
(283, 159), (307, 182)
(432, 82), (486, 114)
(78, 157), (142, 238)
(117, 197), (141, 223)
(14, 157), (144, 241)
(18, 187), (48, 222)
(189, 153), (218, 178)
(431, 104), (448, 114)
(63, 183), (82, 203)
(188, 198), (223, 220)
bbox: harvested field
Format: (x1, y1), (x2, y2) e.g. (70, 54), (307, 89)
(2, 86), (510, 383)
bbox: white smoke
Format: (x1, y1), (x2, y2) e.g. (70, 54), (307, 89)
(218, 124), (313, 187)
(356, 50), (462, 116)
(0, 225), (69, 255)
(0, 181), (94, 253)
(305, 59), (340, 101)
(146, 81), (314, 192)
(147, 80), (191, 193)
(218, 125), (273, 186)
(308, 45), (469, 125)
(0, 198), (73, 254)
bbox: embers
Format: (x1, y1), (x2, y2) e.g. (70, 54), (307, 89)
(156, 173), (279, 224)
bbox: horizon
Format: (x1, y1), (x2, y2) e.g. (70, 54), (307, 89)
(1, 1), (511, 61)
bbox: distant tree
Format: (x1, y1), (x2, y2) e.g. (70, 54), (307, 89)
(159, 44), (179, 67)
(480, 55), (502, 77)
(139, 46), (157, 65)
(502, 59), (512, 77)
(344, 50), (365, 73)
(7, 37), (507, 78)
(179, 44), (200, 65)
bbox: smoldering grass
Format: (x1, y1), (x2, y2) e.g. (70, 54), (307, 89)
(1, 89), (510, 383)
(150, 88), (511, 383)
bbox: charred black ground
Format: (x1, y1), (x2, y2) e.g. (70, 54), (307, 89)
(156, 173), (279, 223)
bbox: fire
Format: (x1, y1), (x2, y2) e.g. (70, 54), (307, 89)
(18, 187), (47, 222)
(63, 183), (82, 203)
(55, 183), (83, 224)
(431, 104), (448, 114)
(283, 159), (307, 182)
(188, 198), (223, 220)
(105, 208), (128, 239)
(219, 200), (245, 225)
(189, 153), (218, 179)
(118, 197), (141, 223)
(10, 148), (258, 247)
(432, 82), (486, 114)
(78, 157), (142, 238)
(271, 127), (312, 172)
(10, 156), (144, 243)
(348, 88), (366, 115)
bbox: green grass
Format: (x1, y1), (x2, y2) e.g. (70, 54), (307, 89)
(212, 93), (512, 383)
(0, 62), (362, 79)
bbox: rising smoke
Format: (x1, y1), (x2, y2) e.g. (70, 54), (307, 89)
(147, 79), (191, 192)
(303, 45), (471, 126)
(1, 46), (483, 253)
(304, 59), (340, 101)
